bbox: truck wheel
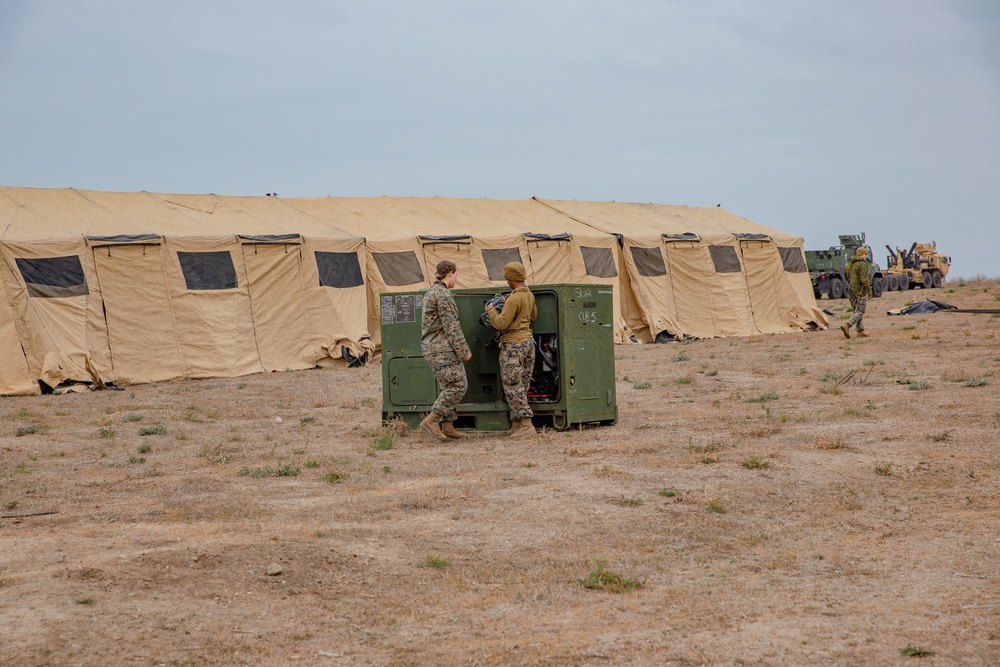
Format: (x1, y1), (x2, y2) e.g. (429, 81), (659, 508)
(830, 277), (844, 299)
(899, 273), (910, 290)
(888, 274), (899, 291)
(922, 271), (932, 288)
(932, 271), (942, 288)
(873, 277), (883, 298)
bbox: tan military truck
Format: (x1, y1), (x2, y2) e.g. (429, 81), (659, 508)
(883, 241), (951, 291)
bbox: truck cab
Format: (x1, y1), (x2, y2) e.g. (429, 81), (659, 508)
(805, 234), (884, 300)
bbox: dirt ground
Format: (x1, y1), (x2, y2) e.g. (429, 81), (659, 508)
(1, 279), (998, 667)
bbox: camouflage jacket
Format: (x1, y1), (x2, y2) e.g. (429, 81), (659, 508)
(421, 281), (471, 360)
(487, 287), (537, 344)
(846, 256), (872, 297)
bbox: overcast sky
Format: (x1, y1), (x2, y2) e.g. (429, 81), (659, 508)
(2, 1), (997, 277)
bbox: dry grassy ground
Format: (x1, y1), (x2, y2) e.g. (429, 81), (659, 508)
(2, 280), (999, 666)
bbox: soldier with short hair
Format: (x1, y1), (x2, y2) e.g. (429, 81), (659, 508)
(420, 261), (472, 441)
(486, 261), (537, 440)
(841, 247), (872, 339)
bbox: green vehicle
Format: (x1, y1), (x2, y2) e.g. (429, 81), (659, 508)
(804, 234), (884, 300)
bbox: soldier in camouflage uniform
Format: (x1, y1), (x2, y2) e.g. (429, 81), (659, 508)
(486, 262), (537, 440)
(420, 260), (472, 441)
(841, 247), (872, 339)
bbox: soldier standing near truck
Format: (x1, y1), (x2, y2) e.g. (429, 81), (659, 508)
(841, 247), (872, 339)
(419, 261), (472, 441)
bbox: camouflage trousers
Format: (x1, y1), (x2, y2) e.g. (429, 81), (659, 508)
(500, 340), (535, 421)
(425, 352), (468, 423)
(848, 294), (867, 331)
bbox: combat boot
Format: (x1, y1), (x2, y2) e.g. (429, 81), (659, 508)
(856, 330), (869, 338)
(512, 418), (536, 440)
(840, 323), (851, 339)
(440, 421), (464, 439)
(419, 413), (448, 441)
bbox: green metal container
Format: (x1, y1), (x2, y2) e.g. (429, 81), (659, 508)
(381, 284), (617, 431)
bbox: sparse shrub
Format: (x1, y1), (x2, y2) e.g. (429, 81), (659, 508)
(128, 456), (146, 465)
(384, 417), (409, 436)
(372, 431), (394, 451)
(659, 488), (677, 497)
(747, 391), (779, 403)
(305, 460), (320, 469)
(907, 381), (931, 391)
(674, 376), (693, 384)
(137, 443), (152, 454)
(632, 382), (652, 390)
(899, 645), (934, 657)
(708, 497), (727, 513)
(419, 556), (449, 569)
(239, 466), (275, 478)
(199, 447), (229, 465)
(705, 370), (718, 377)
(874, 462), (892, 476)
(98, 427), (116, 439)
(15, 425), (38, 437)
(672, 352), (689, 362)
(277, 463), (300, 477)
(122, 414), (143, 422)
(926, 430), (952, 443)
(139, 423), (167, 436)
(75, 597), (95, 605)
(573, 563), (644, 593)
(300, 416), (316, 425)
(616, 498), (644, 507)
(742, 454), (769, 469)
(964, 377), (989, 387)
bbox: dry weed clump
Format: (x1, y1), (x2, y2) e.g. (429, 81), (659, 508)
(815, 434), (852, 450)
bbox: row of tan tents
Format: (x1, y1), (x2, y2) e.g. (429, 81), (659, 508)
(0, 186), (827, 396)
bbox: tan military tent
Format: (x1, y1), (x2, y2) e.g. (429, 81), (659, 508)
(0, 187), (372, 396)
(1, 187), (826, 396)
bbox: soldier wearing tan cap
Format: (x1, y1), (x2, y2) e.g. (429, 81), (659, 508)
(486, 262), (537, 439)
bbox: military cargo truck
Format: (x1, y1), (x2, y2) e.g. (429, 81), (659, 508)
(804, 234), (884, 300)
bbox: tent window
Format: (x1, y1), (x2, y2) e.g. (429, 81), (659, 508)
(177, 251), (238, 290)
(630, 246), (666, 277)
(778, 246), (808, 273)
(482, 248), (523, 281)
(663, 232), (700, 242)
(709, 246), (742, 273)
(373, 251), (425, 286)
(316, 251), (364, 288)
(15, 256), (89, 298)
(581, 246), (618, 278)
